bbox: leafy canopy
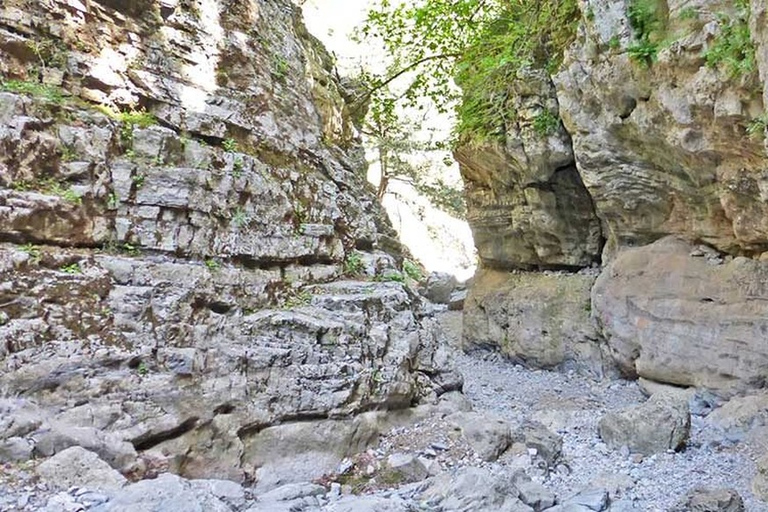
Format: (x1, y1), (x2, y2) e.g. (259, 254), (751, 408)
(357, 0), (581, 143)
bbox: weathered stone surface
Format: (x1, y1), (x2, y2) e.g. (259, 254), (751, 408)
(670, 487), (745, 512)
(593, 237), (768, 390)
(91, 473), (239, 512)
(464, 268), (610, 377)
(455, 70), (602, 270)
(707, 392), (768, 440)
(599, 393), (690, 455)
(421, 467), (533, 511)
(556, 0), (768, 256)
(422, 271), (458, 304)
(448, 411), (512, 462)
(37, 447), (127, 492)
(0, 0), (454, 485)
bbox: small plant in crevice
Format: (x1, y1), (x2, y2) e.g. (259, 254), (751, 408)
(282, 288), (313, 309)
(230, 207), (251, 228)
(40, 178), (82, 205)
(107, 192), (120, 210)
(403, 259), (423, 282)
(121, 243), (141, 257)
(232, 156), (244, 178)
(608, 35), (621, 51)
(222, 138), (238, 153)
(132, 173), (146, 189)
(628, 40), (659, 67)
(531, 109), (560, 137)
(137, 361), (149, 376)
(20, 243), (42, 264)
(678, 6), (698, 21)
(343, 251), (365, 276)
(704, 1), (756, 78)
(0, 79), (65, 103)
(626, 0), (664, 67)
(60, 262), (82, 275)
(270, 55), (290, 83)
(205, 258), (221, 270)
(747, 115), (768, 139)
(374, 271), (405, 283)
(60, 145), (78, 162)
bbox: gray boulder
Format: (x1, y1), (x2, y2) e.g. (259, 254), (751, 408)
(669, 487), (744, 512)
(91, 473), (242, 512)
(448, 412), (512, 461)
(421, 467), (533, 511)
(422, 272), (458, 304)
(37, 447), (127, 492)
(599, 393), (690, 455)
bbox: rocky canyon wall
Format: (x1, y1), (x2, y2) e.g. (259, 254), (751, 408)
(0, 0), (457, 486)
(461, 0), (768, 391)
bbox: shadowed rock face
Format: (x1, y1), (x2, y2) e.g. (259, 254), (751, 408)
(0, 0), (456, 484)
(455, 71), (603, 271)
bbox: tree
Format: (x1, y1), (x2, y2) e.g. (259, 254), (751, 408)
(356, 0), (582, 144)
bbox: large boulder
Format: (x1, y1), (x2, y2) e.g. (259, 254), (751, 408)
(592, 237), (768, 391)
(599, 393), (690, 455)
(463, 268), (610, 377)
(36, 447), (127, 492)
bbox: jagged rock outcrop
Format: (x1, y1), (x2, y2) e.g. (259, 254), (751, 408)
(556, 0), (768, 257)
(460, 0), (768, 386)
(455, 70), (603, 271)
(0, 0), (456, 485)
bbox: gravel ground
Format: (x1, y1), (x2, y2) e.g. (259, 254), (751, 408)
(442, 310), (768, 511)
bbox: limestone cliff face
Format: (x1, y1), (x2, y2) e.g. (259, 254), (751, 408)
(462, 0), (768, 391)
(0, 0), (456, 485)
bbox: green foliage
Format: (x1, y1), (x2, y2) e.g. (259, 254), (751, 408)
(20, 243), (42, 264)
(121, 243), (141, 256)
(131, 173), (146, 189)
(222, 138), (238, 152)
(608, 35), (621, 50)
(231, 207), (251, 228)
(747, 115), (768, 139)
(627, 40), (659, 66)
(678, 7), (698, 20)
(232, 156), (244, 178)
(282, 289), (313, 309)
(60, 262), (82, 274)
(413, 178), (467, 219)
(107, 192), (119, 210)
(626, 0), (664, 66)
(205, 258), (221, 270)
(343, 251), (365, 276)
(704, 2), (755, 78)
(358, 0), (581, 144)
(60, 145), (77, 162)
(403, 259), (423, 281)
(97, 105), (156, 148)
(271, 55), (290, 82)
(40, 178), (81, 204)
(0, 79), (64, 103)
(137, 361), (149, 376)
(375, 271), (405, 283)
(532, 109), (560, 136)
